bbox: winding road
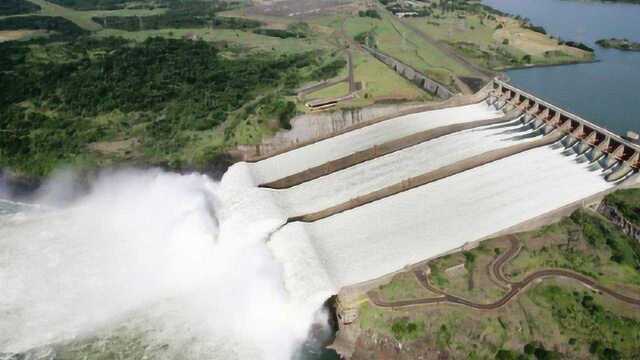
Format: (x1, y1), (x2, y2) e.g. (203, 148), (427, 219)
(369, 235), (640, 309)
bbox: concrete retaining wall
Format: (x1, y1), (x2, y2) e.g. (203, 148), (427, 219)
(364, 46), (454, 100)
(241, 86), (492, 162)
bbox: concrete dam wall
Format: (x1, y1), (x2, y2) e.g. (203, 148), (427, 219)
(221, 80), (638, 305)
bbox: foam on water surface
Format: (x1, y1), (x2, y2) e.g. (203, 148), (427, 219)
(270, 119), (541, 216)
(271, 145), (613, 288)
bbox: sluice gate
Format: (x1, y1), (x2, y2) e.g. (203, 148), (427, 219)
(488, 79), (640, 182)
(249, 77), (639, 297)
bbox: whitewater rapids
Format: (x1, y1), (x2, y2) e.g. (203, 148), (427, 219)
(0, 170), (334, 359)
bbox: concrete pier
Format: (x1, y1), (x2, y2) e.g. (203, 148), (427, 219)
(491, 79), (640, 181)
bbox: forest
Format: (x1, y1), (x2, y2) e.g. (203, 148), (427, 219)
(0, 16), (87, 37)
(0, 0), (41, 16)
(0, 36), (338, 176)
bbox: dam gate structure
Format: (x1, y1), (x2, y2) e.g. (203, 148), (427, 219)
(488, 79), (640, 182)
(226, 77), (640, 333)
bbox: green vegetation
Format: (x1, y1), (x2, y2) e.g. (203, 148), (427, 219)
(402, 0), (593, 70)
(530, 284), (640, 358)
(605, 188), (640, 226)
(377, 272), (435, 301)
(0, 0), (41, 16)
(357, 205), (640, 358)
(0, 36), (330, 176)
(597, 38), (640, 52)
(391, 318), (424, 341)
(253, 28), (305, 39)
(310, 58), (346, 80)
(358, 9), (381, 19)
(506, 210), (640, 288)
(47, 0), (131, 11)
(0, 16), (87, 38)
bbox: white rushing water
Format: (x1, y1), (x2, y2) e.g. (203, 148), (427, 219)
(0, 102), (620, 359)
(248, 102), (503, 185)
(0, 169), (333, 359)
(269, 144), (614, 289)
(271, 119), (540, 216)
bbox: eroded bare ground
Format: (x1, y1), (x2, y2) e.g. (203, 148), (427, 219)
(348, 209), (640, 359)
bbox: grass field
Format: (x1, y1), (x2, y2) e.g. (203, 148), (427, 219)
(405, 12), (592, 70)
(305, 81), (349, 100)
(339, 10), (472, 87)
(352, 50), (428, 101)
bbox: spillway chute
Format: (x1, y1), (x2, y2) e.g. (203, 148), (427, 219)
(585, 147), (605, 163)
(598, 154), (619, 171)
(561, 135), (579, 148)
(573, 140), (591, 156)
(606, 162), (634, 182)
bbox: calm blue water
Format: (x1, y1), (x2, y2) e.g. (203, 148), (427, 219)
(482, 0), (640, 135)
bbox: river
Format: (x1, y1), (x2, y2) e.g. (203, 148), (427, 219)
(482, 0), (640, 136)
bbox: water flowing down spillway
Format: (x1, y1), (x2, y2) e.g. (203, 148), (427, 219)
(0, 170), (334, 359)
(0, 100), (623, 359)
(249, 102), (504, 185)
(270, 145), (614, 288)
(271, 118), (540, 216)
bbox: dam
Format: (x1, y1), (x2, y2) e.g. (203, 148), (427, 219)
(1, 79), (639, 359)
(223, 78), (640, 310)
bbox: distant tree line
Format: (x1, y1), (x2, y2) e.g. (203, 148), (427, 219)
(92, 1), (260, 32)
(253, 28), (305, 39)
(358, 9), (381, 19)
(0, 0), (41, 16)
(0, 16), (87, 37)
(47, 0), (130, 10)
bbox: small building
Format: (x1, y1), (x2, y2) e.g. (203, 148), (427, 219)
(183, 32), (200, 41)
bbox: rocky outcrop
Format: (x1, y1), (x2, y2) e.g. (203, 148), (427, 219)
(597, 202), (640, 242)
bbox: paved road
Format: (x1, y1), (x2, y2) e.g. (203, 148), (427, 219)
(370, 236), (640, 310)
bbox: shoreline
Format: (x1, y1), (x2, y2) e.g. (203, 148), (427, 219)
(497, 58), (600, 71)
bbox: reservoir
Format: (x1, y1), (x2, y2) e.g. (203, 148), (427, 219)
(482, 0), (640, 135)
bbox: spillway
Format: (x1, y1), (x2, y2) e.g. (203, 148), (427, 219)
(247, 102), (503, 185)
(270, 118), (540, 216)
(268, 145), (613, 291)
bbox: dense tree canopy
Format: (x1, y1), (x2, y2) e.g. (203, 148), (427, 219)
(0, 0), (41, 16)
(0, 16), (87, 37)
(0, 37), (328, 176)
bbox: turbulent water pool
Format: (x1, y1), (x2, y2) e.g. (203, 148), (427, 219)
(0, 171), (337, 360)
